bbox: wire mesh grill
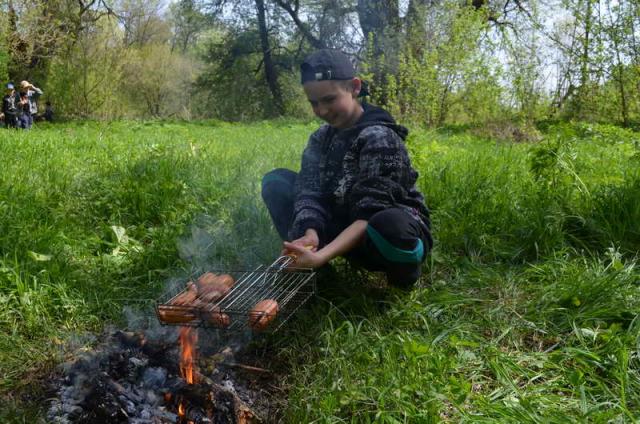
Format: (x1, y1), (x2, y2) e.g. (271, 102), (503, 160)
(155, 257), (316, 332)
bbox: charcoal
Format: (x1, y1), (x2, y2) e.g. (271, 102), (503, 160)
(144, 389), (160, 405)
(153, 409), (178, 421)
(140, 407), (152, 419)
(130, 357), (148, 368)
(143, 367), (167, 389)
(48, 329), (260, 423)
(114, 330), (145, 348)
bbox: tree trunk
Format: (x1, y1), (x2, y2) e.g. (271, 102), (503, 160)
(357, 0), (401, 57)
(609, 4), (629, 126)
(357, 0), (401, 105)
(255, 0), (284, 117)
(577, 0), (592, 119)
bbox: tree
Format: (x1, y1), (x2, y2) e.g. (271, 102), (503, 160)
(117, 0), (171, 47)
(122, 43), (198, 117)
(169, 0), (212, 53)
(46, 16), (124, 117)
(255, 0), (284, 116)
(2, 0), (117, 85)
(273, 0), (326, 49)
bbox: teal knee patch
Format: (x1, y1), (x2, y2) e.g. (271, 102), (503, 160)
(366, 225), (424, 264)
(262, 173), (293, 187)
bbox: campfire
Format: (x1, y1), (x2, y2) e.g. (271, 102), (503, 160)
(48, 262), (314, 423)
(48, 326), (265, 424)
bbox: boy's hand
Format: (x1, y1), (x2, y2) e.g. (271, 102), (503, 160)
(281, 229), (319, 256)
(282, 242), (326, 269)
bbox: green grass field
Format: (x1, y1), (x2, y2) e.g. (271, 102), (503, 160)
(0, 120), (638, 422)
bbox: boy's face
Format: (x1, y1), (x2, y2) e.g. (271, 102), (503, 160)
(303, 79), (362, 129)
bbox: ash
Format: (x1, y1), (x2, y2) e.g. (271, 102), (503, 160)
(47, 328), (267, 424)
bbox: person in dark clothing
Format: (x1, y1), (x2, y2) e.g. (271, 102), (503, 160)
(261, 49), (433, 288)
(43, 101), (54, 122)
(17, 90), (30, 129)
(2, 83), (19, 129)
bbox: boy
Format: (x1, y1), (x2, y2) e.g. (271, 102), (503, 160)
(261, 49), (433, 288)
(2, 83), (18, 129)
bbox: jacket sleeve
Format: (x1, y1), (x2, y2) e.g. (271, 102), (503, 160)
(289, 127), (331, 240)
(348, 126), (419, 220)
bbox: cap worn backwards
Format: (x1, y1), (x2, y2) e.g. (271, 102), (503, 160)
(300, 49), (355, 84)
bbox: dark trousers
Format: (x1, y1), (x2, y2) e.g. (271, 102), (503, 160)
(4, 114), (17, 128)
(18, 113), (32, 129)
(261, 168), (431, 288)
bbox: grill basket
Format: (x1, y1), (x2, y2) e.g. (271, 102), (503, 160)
(156, 256), (315, 332)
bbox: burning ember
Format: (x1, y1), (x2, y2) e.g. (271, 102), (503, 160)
(47, 329), (264, 423)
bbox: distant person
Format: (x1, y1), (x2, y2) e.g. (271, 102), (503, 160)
(2, 83), (19, 129)
(261, 49), (433, 289)
(43, 100), (54, 122)
(19, 80), (43, 129)
(17, 90), (30, 129)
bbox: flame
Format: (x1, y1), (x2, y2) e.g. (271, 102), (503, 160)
(178, 400), (185, 417)
(179, 326), (198, 385)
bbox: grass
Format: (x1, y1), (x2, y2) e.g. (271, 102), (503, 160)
(0, 120), (638, 422)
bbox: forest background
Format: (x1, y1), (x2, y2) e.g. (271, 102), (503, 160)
(2, 0), (640, 129)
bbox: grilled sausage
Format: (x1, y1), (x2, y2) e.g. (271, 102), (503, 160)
(248, 299), (279, 331)
(196, 272), (234, 304)
(204, 306), (231, 328)
(215, 274), (235, 290)
(157, 305), (196, 324)
(195, 272), (218, 289)
(171, 282), (198, 305)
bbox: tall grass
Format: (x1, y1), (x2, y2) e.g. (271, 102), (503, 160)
(0, 120), (638, 422)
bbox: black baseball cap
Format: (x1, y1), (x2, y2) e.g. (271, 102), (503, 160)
(300, 49), (355, 84)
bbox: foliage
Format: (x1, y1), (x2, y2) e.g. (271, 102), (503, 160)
(45, 18), (125, 118)
(121, 44), (199, 118)
(363, 2), (503, 127)
(0, 13), (8, 84)
(195, 28), (312, 121)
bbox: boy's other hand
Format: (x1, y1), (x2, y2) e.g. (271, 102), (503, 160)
(282, 242), (325, 269)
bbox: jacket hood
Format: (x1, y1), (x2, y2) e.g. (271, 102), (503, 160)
(344, 103), (409, 140)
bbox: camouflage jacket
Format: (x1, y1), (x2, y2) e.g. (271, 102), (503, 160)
(290, 104), (431, 242)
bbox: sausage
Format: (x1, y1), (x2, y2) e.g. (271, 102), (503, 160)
(157, 305), (196, 324)
(204, 306), (230, 328)
(248, 299), (279, 331)
(197, 284), (228, 304)
(195, 272), (218, 290)
(195, 272), (234, 304)
(215, 274), (235, 290)
(171, 282), (198, 305)
(196, 272), (235, 290)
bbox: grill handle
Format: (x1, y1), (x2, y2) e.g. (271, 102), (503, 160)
(268, 245), (314, 271)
